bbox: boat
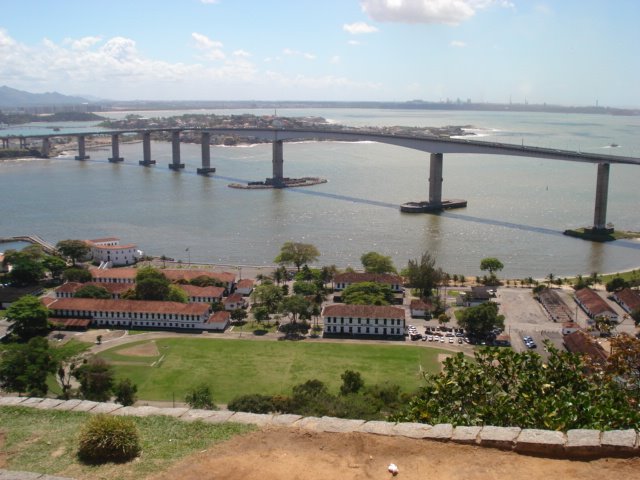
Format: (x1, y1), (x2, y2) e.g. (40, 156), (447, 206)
(609, 143), (619, 148)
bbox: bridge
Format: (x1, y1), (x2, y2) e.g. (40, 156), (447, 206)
(3, 127), (640, 232)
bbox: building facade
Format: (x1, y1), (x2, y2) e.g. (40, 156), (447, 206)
(322, 304), (405, 338)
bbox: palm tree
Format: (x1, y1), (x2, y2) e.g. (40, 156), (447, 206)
(546, 273), (555, 287)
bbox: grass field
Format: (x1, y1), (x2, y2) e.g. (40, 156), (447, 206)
(0, 406), (253, 480)
(98, 338), (448, 403)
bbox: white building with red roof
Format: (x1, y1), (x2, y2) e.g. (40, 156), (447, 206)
(224, 293), (246, 311)
(322, 304), (405, 338)
(574, 287), (618, 323)
(235, 279), (255, 296)
(85, 238), (143, 267)
(46, 297), (226, 331)
(89, 268), (236, 290)
(333, 272), (404, 293)
(54, 282), (132, 299)
(612, 288), (640, 314)
(178, 284), (225, 303)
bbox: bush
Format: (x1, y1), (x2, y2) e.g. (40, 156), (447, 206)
(77, 414), (141, 464)
(228, 393), (275, 414)
(114, 378), (138, 406)
(185, 383), (216, 410)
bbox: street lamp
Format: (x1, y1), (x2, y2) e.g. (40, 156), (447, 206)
(185, 247), (191, 267)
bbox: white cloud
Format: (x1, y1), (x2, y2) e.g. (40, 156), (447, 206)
(348, 40), (362, 45)
(200, 0), (219, 4)
(330, 55), (341, 64)
(233, 49), (251, 57)
(63, 36), (102, 50)
(283, 48), (316, 60)
(343, 22), (379, 34)
(534, 3), (552, 15)
(360, 0), (512, 25)
(450, 40), (466, 47)
(191, 32), (225, 60)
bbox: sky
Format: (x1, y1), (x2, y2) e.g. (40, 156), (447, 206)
(0, 0), (638, 107)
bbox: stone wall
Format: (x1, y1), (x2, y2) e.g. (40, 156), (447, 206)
(1, 396), (637, 459)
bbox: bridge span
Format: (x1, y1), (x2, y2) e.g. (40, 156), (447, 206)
(3, 127), (640, 232)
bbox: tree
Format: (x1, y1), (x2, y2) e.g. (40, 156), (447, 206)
(62, 267), (92, 283)
(545, 273), (555, 287)
(394, 345), (640, 430)
(457, 302), (504, 340)
(606, 277), (629, 292)
(293, 280), (320, 297)
(274, 242), (320, 271)
(134, 266), (170, 300)
(437, 313), (450, 328)
(0, 337), (58, 397)
(360, 251), (397, 274)
(340, 370), (364, 395)
(480, 257), (504, 275)
(74, 357), (115, 402)
(114, 378), (138, 406)
(4, 250), (45, 286)
(6, 295), (50, 340)
(404, 252), (443, 299)
(230, 308), (248, 323)
(74, 284), (111, 299)
(631, 308), (640, 325)
(281, 295), (311, 323)
(42, 255), (67, 278)
(185, 383), (215, 409)
(167, 284), (188, 303)
(56, 239), (90, 266)
(252, 305), (270, 323)
(190, 275), (225, 288)
(342, 282), (394, 305)
(251, 283), (284, 314)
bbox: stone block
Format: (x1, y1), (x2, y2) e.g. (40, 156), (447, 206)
(113, 406), (161, 417)
(425, 423), (453, 441)
(53, 399), (82, 410)
(0, 397), (28, 406)
(317, 416), (366, 433)
(199, 410), (235, 424)
(392, 422), (432, 439)
(358, 421), (397, 436)
(90, 403), (122, 414)
(294, 416), (323, 431)
(452, 426), (481, 445)
(72, 400), (100, 412)
(479, 426), (521, 450)
(21, 397), (44, 406)
(0, 469), (44, 479)
(601, 430), (638, 455)
(565, 429), (601, 457)
(229, 412), (273, 426)
(515, 429), (566, 456)
(154, 407), (189, 418)
(34, 398), (64, 410)
(181, 409), (217, 422)
(271, 414), (303, 427)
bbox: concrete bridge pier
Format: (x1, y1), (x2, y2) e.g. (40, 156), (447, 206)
(197, 132), (216, 175)
(428, 153), (443, 205)
(168, 131), (185, 170)
(108, 134), (124, 163)
(139, 132), (156, 166)
(592, 163), (611, 231)
(74, 135), (90, 160)
(41, 138), (50, 158)
(19, 137), (27, 149)
(1, 139), (8, 148)
(271, 140), (284, 186)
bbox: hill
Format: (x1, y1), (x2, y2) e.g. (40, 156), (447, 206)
(0, 85), (89, 108)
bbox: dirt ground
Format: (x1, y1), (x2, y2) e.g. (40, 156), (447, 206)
(148, 427), (640, 480)
(117, 340), (160, 357)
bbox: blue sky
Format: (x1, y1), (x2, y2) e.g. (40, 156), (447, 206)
(1, 0), (638, 106)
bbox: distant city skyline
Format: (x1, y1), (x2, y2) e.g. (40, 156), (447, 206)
(1, 0), (638, 107)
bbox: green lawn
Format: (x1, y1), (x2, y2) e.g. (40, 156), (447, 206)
(0, 406), (253, 480)
(98, 338), (448, 403)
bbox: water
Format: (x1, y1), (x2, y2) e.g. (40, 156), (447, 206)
(1, 109), (639, 278)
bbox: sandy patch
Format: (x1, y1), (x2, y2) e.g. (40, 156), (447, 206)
(117, 341), (160, 357)
(146, 427), (640, 480)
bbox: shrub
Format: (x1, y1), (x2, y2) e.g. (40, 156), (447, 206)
(114, 378), (138, 406)
(77, 414), (141, 464)
(185, 383), (216, 410)
(228, 393), (275, 414)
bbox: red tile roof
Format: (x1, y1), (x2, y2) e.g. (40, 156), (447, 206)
(322, 304), (405, 319)
(615, 288), (640, 312)
(224, 293), (244, 305)
(56, 282), (132, 295)
(90, 268), (137, 280)
(236, 279), (254, 289)
(49, 318), (91, 328)
(575, 288), (617, 317)
(564, 330), (608, 365)
(207, 311), (231, 324)
(89, 268), (236, 285)
(48, 297), (210, 315)
(410, 299), (434, 310)
(178, 284), (225, 298)
(334, 272), (403, 285)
